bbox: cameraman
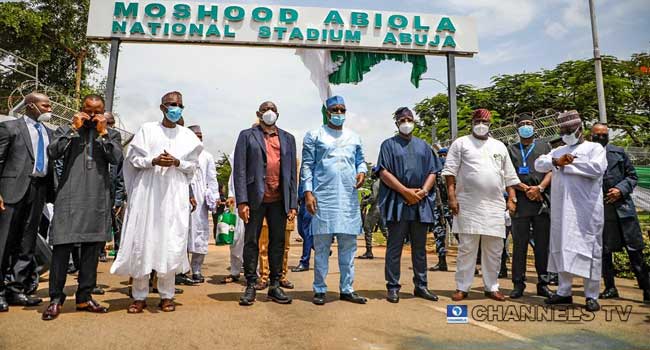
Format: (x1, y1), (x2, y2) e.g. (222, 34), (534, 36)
(41, 94), (123, 321)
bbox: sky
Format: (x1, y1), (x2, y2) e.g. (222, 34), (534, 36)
(99, 0), (650, 163)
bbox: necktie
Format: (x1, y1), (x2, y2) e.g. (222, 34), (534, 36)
(34, 123), (45, 173)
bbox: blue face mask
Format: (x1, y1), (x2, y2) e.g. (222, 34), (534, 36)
(330, 113), (345, 127)
(518, 125), (534, 139)
(165, 106), (184, 123)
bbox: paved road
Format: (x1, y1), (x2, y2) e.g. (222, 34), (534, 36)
(1, 234), (649, 350)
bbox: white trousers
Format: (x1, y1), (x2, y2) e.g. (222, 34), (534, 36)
(191, 253), (205, 274)
(229, 219), (245, 276)
(132, 272), (175, 301)
(557, 271), (600, 299)
(455, 234), (504, 293)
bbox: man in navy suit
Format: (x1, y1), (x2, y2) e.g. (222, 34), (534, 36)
(233, 101), (298, 306)
(0, 92), (56, 311)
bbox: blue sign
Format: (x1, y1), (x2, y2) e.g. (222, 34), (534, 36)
(447, 305), (468, 324)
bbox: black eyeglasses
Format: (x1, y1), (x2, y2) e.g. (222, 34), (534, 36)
(330, 107), (346, 113)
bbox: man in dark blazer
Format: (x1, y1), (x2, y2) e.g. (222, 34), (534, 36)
(233, 101), (297, 306)
(0, 92), (56, 311)
(592, 123), (650, 304)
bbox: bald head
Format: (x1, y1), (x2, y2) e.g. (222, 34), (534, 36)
(591, 123), (609, 146)
(24, 92), (52, 120)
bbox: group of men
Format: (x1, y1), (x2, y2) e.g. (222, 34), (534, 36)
(0, 90), (648, 320)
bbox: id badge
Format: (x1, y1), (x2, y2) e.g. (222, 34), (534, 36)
(518, 166), (530, 175)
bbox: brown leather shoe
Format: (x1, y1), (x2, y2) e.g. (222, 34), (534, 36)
(42, 303), (62, 321)
(127, 300), (147, 314)
(279, 279), (295, 289)
(452, 290), (468, 301)
(76, 299), (108, 313)
(159, 299), (175, 312)
(255, 280), (269, 290)
(484, 291), (506, 302)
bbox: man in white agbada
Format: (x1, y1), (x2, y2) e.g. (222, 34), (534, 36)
(110, 91), (202, 313)
(442, 109), (521, 302)
(219, 151), (245, 284)
(535, 110), (607, 312)
(186, 125), (219, 283)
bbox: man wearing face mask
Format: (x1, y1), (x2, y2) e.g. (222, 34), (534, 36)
(186, 125), (219, 283)
(302, 95), (367, 306)
(43, 94), (123, 320)
(591, 123), (650, 304)
(110, 91), (201, 314)
(535, 110), (607, 312)
(376, 107), (442, 303)
(442, 109), (521, 302)
(0, 92), (56, 311)
(233, 101), (297, 306)
(506, 115), (553, 299)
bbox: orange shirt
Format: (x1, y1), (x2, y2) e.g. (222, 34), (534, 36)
(262, 128), (282, 203)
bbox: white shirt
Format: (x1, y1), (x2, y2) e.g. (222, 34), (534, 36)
(23, 116), (50, 177)
(441, 135), (520, 237)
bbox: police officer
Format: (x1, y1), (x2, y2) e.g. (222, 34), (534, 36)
(430, 148), (452, 271)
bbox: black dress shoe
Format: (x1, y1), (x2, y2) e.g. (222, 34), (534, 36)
(7, 292), (42, 306)
(357, 251), (374, 259)
(313, 293), (326, 305)
(268, 285), (292, 304)
(599, 287), (619, 299)
(0, 295), (8, 312)
(280, 280), (295, 289)
(340, 292), (367, 304)
(429, 257), (448, 272)
(414, 287), (439, 301)
(510, 287), (525, 299)
(192, 273), (205, 283)
(76, 299), (108, 313)
(291, 264), (309, 272)
(42, 303), (61, 321)
(536, 285), (553, 298)
(545, 293), (573, 305)
(239, 285), (256, 306)
(387, 289), (399, 303)
(175, 274), (197, 286)
(585, 298), (600, 312)
(91, 287), (105, 295)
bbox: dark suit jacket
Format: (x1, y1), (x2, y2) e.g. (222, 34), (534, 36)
(0, 118), (55, 204)
(603, 144), (638, 218)
(233, 125), (297, 214)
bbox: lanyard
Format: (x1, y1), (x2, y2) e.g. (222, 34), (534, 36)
(519, 142), (536, 167)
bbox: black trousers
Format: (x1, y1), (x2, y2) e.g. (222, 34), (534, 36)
(511, 214), (550, 287)
(603, 245), (650, 292)
(385, 220), (428, 291)
(243, 201), (286, 285)
(0, 178), (47, 294)
(49, 242), (103, 304)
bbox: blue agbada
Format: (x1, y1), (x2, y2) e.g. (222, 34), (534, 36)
(301, 125), (367, 235)
(377, 135), (441, 224)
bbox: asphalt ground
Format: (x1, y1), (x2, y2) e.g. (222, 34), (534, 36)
(1, 232), (649, 350)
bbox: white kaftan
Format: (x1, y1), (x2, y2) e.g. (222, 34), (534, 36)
(188, 150), (219, 255)
(534, 141), (607, 280)
(111, 122), (202, 278)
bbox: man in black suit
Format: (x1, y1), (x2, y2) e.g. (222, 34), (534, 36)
(233, 101), (298, 306)
(0, 92), (56, 311)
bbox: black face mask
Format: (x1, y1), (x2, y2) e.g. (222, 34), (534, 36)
(592, 134), (609, 146)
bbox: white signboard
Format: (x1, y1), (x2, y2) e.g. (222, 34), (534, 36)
(87, 1), (479, 56)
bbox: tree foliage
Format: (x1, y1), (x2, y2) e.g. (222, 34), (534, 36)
(415, 54), (650, 146)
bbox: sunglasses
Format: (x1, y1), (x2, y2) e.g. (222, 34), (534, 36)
(164, 102), (185, 109)
(330, 107), (346, 113)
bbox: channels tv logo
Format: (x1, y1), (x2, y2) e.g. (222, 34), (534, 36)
(447, 305), (468, 324)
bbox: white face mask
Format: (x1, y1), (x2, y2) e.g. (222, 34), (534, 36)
(562, 129), (581, 146)
(398, 121), (415, 135)
(30, 104), (52, 122)
(473, 123), (490, 137)
(261, 110), (278, 126)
